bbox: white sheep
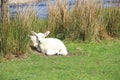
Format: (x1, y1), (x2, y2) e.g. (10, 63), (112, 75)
(30, 31), (68, 56)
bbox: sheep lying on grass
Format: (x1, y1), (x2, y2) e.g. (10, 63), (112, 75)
(30, 31), (68, 56)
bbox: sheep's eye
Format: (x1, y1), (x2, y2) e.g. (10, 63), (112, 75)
(38, 40), (41, 44)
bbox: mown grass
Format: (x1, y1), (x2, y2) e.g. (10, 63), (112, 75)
(0, 40), (120, 80)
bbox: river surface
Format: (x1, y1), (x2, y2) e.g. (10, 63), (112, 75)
(0, 0), (119, 19)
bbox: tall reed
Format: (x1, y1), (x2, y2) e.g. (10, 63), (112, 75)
(47, 0), (120, 41)
(0, 4), (38, 58)
(47, 0), (70, 39)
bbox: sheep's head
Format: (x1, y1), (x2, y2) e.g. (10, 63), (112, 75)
(30, 31), (50, 46)
(30, 33), (38, 47)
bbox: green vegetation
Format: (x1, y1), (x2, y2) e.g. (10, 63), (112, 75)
(0, 0), (120, 61)
(0, 40), (120, 80)
(0, 8), (48, 56)
(0, 1), (120, 56)
(0, 0), (120, 79)
(47, 0), (120, 41)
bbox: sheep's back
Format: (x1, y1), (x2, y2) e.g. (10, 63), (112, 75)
(41, 38), (66, 50)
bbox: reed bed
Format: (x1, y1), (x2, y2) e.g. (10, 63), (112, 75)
(0, 0), (120, 58)
(0, 4), (39, 58)
(47, 0), (120, 41)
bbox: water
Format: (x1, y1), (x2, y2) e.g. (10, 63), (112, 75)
(9, 0), (76, 19)
(8, 2), (47, 19)
(0, 0), (119, 19)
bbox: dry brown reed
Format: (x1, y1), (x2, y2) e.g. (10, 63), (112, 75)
(47, 0), (120, 41)
(0, 4), (38, 58)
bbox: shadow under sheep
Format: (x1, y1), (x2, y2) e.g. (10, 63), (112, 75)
(30, 45), (86, 56)
(30, 45), (60, 56)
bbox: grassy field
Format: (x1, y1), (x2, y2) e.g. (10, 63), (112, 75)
(0, 40), (120, 80)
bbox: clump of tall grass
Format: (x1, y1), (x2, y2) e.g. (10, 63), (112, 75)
(0, 4), (40, 59)
(47, 0), (120, 41)
(104, 7), (120, 38)
(47, 0), (70, 39)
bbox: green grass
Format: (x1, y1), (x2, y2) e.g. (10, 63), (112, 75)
(0, 40), (120, 80)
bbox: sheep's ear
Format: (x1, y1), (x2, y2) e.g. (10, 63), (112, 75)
(31, 31), (38, 36)
(44, 31), (50, 37)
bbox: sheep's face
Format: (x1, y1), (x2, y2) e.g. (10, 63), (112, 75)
(30, 31), (43, 47)
(30, 31), (50, 46)
(30, 35), (38, 47)
(37, 31), (50, 42)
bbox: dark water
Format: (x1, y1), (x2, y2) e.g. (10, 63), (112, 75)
(0, 0), (119, 19)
